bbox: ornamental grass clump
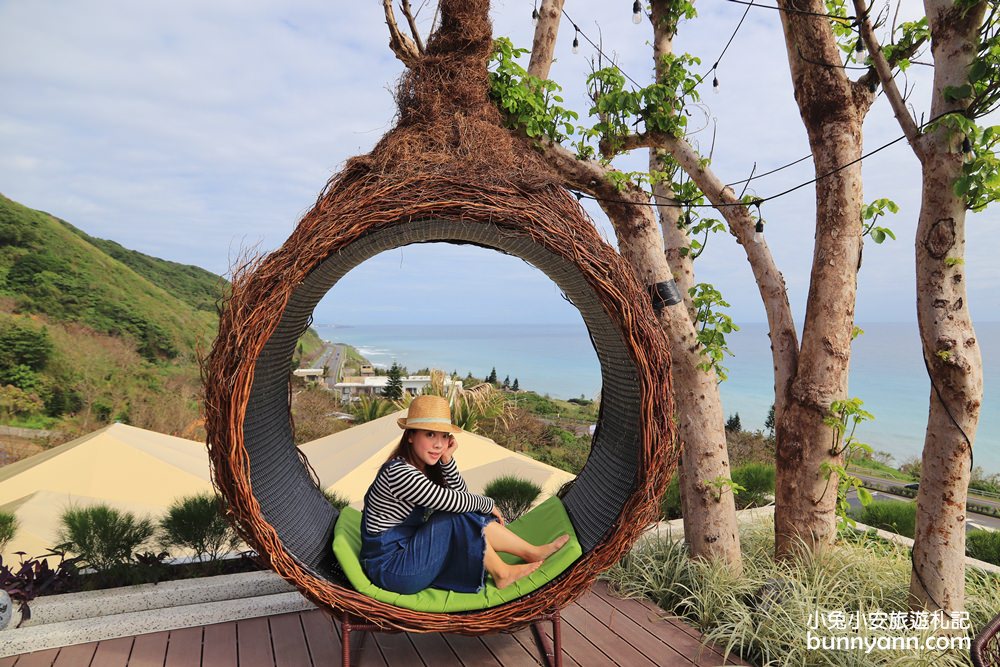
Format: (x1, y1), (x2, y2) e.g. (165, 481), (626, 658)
(0, 511), (17, 553)
(857, 499), (917, 539)
(323, 490), (351, 511)
(159, 493), (241, 564)
(58, 505), (155, 574)
(604, 517), (1000, 666)
(730, 462), (776, 510)
(483, 475), (541, 522)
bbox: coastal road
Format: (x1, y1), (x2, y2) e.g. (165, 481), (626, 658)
(311, 343), (345, 385)
(851, 471), (1000, 513)
(846, 488), (1000, 532)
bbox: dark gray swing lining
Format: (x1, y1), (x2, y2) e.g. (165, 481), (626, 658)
(242, 219), (642, 577)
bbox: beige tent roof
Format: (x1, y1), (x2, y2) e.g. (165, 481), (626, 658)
(0, 424), (214, 559)
(299, 410), (575, 509)
(0, 414), (574, 559)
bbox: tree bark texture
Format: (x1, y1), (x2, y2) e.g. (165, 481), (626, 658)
(648, 0), (742, 570)
(906, 0), (987, 613)
(773, 0), (874, 558)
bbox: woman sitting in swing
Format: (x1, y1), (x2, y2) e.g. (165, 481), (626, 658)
(361, 395), (570, 595)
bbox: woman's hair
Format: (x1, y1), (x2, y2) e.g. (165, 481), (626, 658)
(386, 429), (447, 488)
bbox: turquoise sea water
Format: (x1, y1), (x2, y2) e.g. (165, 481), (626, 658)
(316, 322), (999, 475)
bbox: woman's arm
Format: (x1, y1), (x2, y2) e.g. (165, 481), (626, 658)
(440, 457), (469, 492)
(385, 461), (493, 514)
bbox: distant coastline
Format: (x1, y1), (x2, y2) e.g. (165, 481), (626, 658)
(316, 322), (999, 476)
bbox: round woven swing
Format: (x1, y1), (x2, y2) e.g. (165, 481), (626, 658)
(203, 0), (678, 634)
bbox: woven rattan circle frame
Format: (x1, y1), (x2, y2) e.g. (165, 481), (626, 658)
(205, 178), (677, 634)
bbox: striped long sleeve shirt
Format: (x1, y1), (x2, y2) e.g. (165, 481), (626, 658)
(362, 457), (495, 534)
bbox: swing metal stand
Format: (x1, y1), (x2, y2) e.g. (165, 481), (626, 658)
(337, 609), (563, 666)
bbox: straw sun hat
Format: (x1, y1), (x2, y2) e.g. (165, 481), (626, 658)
(396, 395), (463, 433)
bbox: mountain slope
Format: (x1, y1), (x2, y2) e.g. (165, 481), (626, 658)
(0, 194), (218, 360)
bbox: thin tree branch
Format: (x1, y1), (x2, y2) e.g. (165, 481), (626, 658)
(852, 0), (922, 153)
(528, 0), (566, 79)
(400, 0), (425, 54)
(382, 0), (422, 67)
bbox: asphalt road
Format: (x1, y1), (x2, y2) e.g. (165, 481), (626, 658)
(310, 342), (345, 385)
(846, 488), (1000, 532)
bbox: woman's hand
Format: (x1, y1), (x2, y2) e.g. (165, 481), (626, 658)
(491, 506), (506, 526)
(440, 432), (459, 465)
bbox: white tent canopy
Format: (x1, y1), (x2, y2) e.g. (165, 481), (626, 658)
(1, 415), (574, 559)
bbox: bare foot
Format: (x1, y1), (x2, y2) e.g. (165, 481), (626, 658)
(494, 561), (543, 589)
(531, 533), (570, 562)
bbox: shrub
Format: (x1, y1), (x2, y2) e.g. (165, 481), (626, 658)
(857, 499), (916, 538)
(0, 550), (80, 626)
(323, 490), (351, 510)
(967, 529), (1000, 566)
(731, 462), (775, 510)
(0, 511), (18, 553)
(483, 475), (542, 522)
(58, 505), (155, 572)
(159, 493), (240, 563)
(661, 475), (682, 520)
(350, 396), (395, 424)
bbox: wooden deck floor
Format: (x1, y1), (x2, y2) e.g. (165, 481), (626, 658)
(0, 581), (752, 666)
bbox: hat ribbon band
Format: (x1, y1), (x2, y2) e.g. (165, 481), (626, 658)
(406, 417), (453, 425)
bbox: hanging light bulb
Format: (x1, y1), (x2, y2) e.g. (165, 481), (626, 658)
(754, 220), (765, 244)
(963, 136), (975, 163)
(572, 33), (580, 54)
(532, 3), (539, 26)
(854, 35), (867, 60)
(633, 0), (643, 24)
(713, 75), (720, 94)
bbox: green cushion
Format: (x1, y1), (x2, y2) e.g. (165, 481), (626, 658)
(332, 495), (581, 612)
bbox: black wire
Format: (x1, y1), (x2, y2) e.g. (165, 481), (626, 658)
(723, 0), (856, 22)
(726, 153), (812, 186)
(559, 7), (643, 89)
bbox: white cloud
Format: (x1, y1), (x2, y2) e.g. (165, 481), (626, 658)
(0, 0), (996, 326)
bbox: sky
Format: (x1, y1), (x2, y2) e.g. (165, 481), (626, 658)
(1, 1), (998, 327)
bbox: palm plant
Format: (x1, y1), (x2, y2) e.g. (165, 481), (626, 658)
(159, 493), (241, 563)
(58, 505), (155, 573)
(483, 475), (542, 522)
(450, 383), (510, 434)
(0, 511), (18, 553)
(350, 395), (395, 424)
(323, 489), (352, 510)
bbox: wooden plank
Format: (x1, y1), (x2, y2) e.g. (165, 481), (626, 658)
(128, 632), (169, 667)
(441, 634), (501, 667)
(404, 633), (462, 667)
(300, 611), (341, 666)
(89, 636), (134, 667)
(561, 603), (656, 666)
(53, 643), (97, 667)
(337, 624), (387, 667)
(511, 626), (580, 667)
(269, 613), (311, 667)
(164, 626), (203, 667)
(372, 630), (420, 665)
(202, 622), (238, 667)
(578, 590), (694, 666)
(534, 611), (611, 667)
(236, 617), (274, 667)
(479, 631), (540, 666)
(9, 649), (59, 667)
(0, 656), (17, 667)
(594, 587), (748, 666)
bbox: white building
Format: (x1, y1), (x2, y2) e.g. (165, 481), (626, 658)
(333, 375), (462, 401)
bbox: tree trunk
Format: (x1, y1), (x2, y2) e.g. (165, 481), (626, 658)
(648, 0), (742, 570)
(773, 0), (873, 557)
(907, 0), (987, 612)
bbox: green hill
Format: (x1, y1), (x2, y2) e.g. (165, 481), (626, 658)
(0, 195), (218, 360)
(0, 194), (323, 441)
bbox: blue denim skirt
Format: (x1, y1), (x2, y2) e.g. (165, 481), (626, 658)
(361, 506), (495, 595)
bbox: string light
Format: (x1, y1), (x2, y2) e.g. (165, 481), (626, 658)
(572, 25), (580, 54)
(632, 0), (643, 24)
(713, 73), (720, 94)
(854, 34), (867, 60)
(532, 3), (539, 27)
(962, 136), (975, 163)
(753, 200), (765, 243)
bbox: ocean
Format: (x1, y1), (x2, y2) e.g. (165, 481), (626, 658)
(316, 322), (999, 475)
